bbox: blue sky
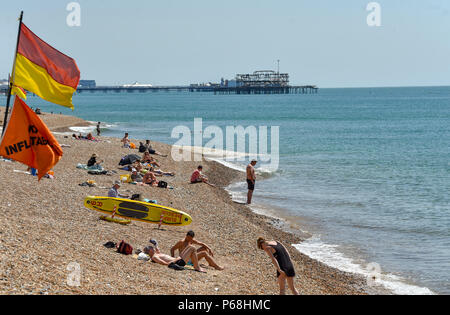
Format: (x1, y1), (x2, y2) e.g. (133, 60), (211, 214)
(1, 0), (449, 88)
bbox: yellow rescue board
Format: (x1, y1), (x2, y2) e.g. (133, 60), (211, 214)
(84, 196), (192, 226)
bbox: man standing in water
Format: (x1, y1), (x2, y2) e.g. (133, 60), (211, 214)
(96, 122), (101, 137)
(247, 160), (257, 204)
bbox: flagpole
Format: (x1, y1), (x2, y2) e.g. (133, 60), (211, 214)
(2, 11), (24, 136)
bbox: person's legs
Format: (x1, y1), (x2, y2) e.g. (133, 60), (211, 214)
(247, 189), (253, 204)
(286, 277), (299, 295)
(180, 246), (206, 272)
(197, 252), (224, 270)
(277, 274), (286, 295)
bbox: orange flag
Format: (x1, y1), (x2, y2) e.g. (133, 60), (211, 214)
(0, 96), (63, 180)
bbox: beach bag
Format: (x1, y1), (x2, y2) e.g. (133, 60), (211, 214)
(158, 181), (168, 189)
(117, 240), (133, 255)
(131, 194), (141, 201)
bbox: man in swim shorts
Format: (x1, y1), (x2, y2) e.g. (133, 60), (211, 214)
(170, 231), (224, 270)
(246, 160), (257, 204)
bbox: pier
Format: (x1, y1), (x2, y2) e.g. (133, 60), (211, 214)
(1, 70), (319, 96)
(75, 85), (318, 94)
(213, 85), (318, 95)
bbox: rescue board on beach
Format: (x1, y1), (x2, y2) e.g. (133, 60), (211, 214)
(84, 196), (192, 226)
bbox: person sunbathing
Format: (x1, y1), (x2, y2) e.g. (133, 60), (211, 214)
(145, 166), (174, 177)
(144, 245), (206, 273)
(133, 161), (144, 173)
(170, 231), (224, 270)
(143, 171), (159, 187)
(141, 152), (160, 166)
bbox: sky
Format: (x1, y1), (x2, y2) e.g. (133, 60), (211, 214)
(0, 0), (449, 88)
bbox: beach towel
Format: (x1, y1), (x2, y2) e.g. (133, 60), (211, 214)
(77, 163), (105, 172)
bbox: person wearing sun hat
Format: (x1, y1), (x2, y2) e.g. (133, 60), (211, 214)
(108, 180), (129, 199)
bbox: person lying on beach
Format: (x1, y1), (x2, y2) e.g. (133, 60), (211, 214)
(148, 166), (175, 177)
(121, 133), (131, 148)
(257, 237), (299, 295)
(108, 181), (130, 199)
(170, 231), (224, 271)
(190, 166), (215, 187)
(72, 133), (80, 140)
(143, 244), (206, 273)
(87, 154), (103, 168)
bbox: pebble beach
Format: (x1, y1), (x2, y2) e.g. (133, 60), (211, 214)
(0, 110), (373, 295)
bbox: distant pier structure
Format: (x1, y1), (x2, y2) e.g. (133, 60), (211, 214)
(213, 70), (318, 95)
(75, 71), (318, 95)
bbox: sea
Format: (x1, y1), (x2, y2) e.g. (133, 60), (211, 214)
(2, 86), (449, 295)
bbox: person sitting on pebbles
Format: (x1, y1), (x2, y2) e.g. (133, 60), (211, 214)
(141, 152), (162, 168)
(143, 243), (207, 273)
(87, 154), (103, 169)
(130, 168), (143, 183)
(121, 133), (131, 148)
(170, 230), (224, 271)
(143, 139), (167, 157)
(190, 165), (215, 187)
(142, 170), (159, 187)
(108, 181), (130, 199)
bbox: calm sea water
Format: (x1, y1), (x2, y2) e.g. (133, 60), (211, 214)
(3, 86), (449, 294)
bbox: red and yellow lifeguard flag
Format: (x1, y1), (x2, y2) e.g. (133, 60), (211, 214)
(11, 23), (80, 110)
(0, 97), (63, 180)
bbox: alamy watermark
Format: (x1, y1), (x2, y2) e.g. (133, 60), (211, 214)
(66, 262), (81, 287)
(367, 2), (381, 27)
(171, 118), (280, 171)
(66, 2), (81, 27)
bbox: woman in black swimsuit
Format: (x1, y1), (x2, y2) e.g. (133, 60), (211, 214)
(257, 237), (299, 295)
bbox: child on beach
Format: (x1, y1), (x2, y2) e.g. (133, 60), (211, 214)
(257, 237), (299, 295)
